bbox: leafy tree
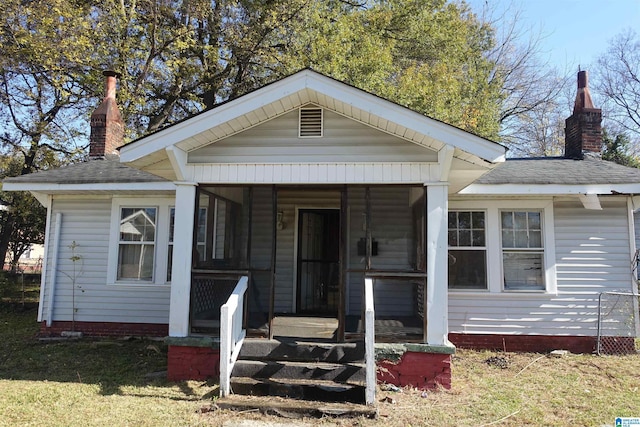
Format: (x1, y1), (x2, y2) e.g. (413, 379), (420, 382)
(601, 130), (640, 168)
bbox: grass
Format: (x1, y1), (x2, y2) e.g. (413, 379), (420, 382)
(1, 285), (639, 426)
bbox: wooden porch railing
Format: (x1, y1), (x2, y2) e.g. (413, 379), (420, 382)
(219, 275), (249, 398)
(364, 277), (376, 405)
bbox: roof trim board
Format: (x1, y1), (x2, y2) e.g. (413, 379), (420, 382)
(2, 182), (177, 193)
(120, 70), (506, 166)
(459, 183), (640, 195)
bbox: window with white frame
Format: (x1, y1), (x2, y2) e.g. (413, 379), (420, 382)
(500, 210), (544, 291)
(447, 200), (555, 294)
(448, 211), (487, 290)
(109, 198), (174, 285)
(117, 207), (157, 281)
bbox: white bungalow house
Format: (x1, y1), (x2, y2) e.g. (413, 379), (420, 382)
(4, 69), (640, 400)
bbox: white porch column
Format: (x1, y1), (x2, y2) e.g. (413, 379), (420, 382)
(169, 182), (197, 337)
(426, 183), (449, 345)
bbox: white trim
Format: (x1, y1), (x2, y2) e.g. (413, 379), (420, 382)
(190, 162), (437, 184)
(119, 70), (505, 164)
(628, 198), (640, 337)
(460, 183), (640, 195)
(46, 212), (63, 326)
(426, 185), (449, 345)
(449, 199), (557, 295)
(169, 183), (197, 337)
(3, 181), (176, 192)
(438, 145), (455, 182)
(107, 196), (175, 286)
(31, 192), (49, 206)
(579, 194), (602, 210)
(166, 146), (188, 181)
(37, 196), (52, 322)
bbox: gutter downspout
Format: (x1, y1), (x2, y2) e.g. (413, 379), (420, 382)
(36, 195), (52, 322)
(46, 212), (63, 327)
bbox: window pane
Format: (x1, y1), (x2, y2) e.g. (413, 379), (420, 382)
(120, 208), (156, 242)
(448, 230), (458, 246)
(167, 245), (173, 281)
(502, 230), (514, 248)
(503, 252), (544, 290)
(448, 212), (457, 229)
(448, 249), (487, 289)
(458, 212), (471, 229)
(501, 211), (513, 229)
(118, 243), (154, 280)
(515, 230), (529, 248)
(472, 230), (485, 246)
(459, 230), (471, 246)
(514, 211), (527, 229)
(529, 230), (542, 248)
(528, 212), (541, 230)
(169, 208), (175, 243)
(472, 212), (485, 229)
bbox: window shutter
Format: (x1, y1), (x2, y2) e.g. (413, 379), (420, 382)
(299, 108), (323, 137)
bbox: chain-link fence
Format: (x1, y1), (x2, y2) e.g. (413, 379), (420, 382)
(596, 291), (639, 355)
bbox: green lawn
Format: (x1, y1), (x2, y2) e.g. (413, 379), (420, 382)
(1, 297), (639, 426)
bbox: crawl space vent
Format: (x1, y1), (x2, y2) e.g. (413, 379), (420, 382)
(299, 108), (323, 137)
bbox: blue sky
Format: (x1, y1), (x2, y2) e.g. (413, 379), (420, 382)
(465, 0), (640, 72)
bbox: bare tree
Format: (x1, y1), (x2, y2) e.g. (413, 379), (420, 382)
(470, 1), (571, 155)
(593, 29), (640, 141)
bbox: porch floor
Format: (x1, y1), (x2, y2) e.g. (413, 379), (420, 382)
(247, 315), (423, 342)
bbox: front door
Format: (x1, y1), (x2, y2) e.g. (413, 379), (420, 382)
(296, 209), (340, 315)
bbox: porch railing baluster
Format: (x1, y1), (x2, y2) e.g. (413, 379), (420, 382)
(219, 275), (249, 398)
(364, 277), (376, 405)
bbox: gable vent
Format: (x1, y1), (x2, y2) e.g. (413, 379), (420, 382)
(299, 107), (323, 138)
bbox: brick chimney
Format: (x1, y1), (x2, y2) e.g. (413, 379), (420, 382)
(564, 70), (602, 159)
(89, 71), (124, 159)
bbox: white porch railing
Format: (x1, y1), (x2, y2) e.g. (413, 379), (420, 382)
(364, 277), (376, 405)
(219, 275), (248, 398)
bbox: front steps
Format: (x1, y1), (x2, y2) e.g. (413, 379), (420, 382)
(229, 338), (367, 404)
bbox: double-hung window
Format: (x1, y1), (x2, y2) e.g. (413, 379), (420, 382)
(109, 197), (174, 286)
(448, 200), (555, 294)
(117, 207), (157, 281)
(501, 211), (544, 291)
(448, 211), (487, 290)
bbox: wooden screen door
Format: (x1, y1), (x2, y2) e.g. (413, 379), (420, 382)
(296, 209), (340, 314)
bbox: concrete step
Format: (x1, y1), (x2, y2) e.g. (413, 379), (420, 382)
(239, 338), (364, 363)
(216, 394), (377, 418)
(229, 376), (366, 404)
(232, 359), (366, 383)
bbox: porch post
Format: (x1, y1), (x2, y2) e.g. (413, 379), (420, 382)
(169, 182), (197, 337)
(426, 183), (448, 345)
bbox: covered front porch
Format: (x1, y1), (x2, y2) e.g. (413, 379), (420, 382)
(172, 184), (447, 344)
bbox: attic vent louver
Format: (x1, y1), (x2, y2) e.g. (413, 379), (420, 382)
(299, 107), (323, 138)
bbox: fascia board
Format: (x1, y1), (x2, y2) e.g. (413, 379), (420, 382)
(121, 70), (506, 165)
(304, 75), (506, 163)
(459, 183), (640, 195)
(120, 72), (313, 163)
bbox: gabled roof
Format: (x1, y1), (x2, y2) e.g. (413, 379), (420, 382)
(460, 157), (640, 195)
(119, 69), (506, 170)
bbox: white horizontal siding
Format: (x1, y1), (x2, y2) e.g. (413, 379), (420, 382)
(188, 110), (438, 164)
(43, 197), (171, 325)
(449, 198), (635, 337)
(189, 162), (435, 184)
